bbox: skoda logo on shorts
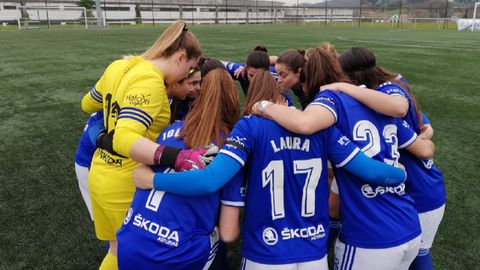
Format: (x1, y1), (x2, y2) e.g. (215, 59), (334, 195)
(262, 227), (278, 246)
(123, 208), (133, 225)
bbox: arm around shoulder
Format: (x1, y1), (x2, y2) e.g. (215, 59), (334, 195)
(261, 103), (335, 135)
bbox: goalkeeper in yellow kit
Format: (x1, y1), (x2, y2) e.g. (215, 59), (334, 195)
(81, 21), (209, 270)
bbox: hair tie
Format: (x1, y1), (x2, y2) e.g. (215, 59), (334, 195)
(182, 24), (188, 32)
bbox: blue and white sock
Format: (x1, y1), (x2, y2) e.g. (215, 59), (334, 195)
(409, 248), (434, 270)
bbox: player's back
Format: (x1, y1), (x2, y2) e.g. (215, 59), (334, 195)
(117, 121), (223, 268)
(311, 90), (421, 248)
(224, 115), (351, 264)
(377, 82), (447, 213)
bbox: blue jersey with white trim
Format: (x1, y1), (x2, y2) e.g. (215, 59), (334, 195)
(377, 82), (446, 212)
(224, 61), (279, 95)
(74, 110), (104, 168)
(311, 90), (421, 248)
(395, 74), (411, 92)
(116, 121), (244, 268)
(220, 115), (359, 264)
(224, 62), (278, 80)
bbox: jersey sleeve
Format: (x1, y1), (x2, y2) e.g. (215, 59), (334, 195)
(325, 126), (360, 168)
(283, 93), (294, 107)
(422, 113), (430, 125)
(113, 74), (167, 157)
(81, 78), (105, 114)
(396, 119), (418, 149)
(269, 65), (278, 80)
(224, 61), (244, 79)
(376, 82), (409, 101)
(218, 117), (256, 166)
(309, 90), (339, 123)
(220, 169), (246, 207)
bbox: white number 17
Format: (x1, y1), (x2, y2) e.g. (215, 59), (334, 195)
(262, 158), (322, 220)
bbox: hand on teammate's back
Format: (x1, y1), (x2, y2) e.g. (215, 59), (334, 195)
(174, 145), (219, 172)
(419, 124), (434, 140)
(133, 164), (155, 189)
(233, 66), (245, 79)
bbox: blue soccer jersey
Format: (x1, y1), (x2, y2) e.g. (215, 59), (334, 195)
(224, 62), (278, 80)
(395, 73), (412, 92)
(74, 110), (104, 168)
(219, 115), (360, 264)
(311, 90), (421, 248)
(116, 121), (244, 270)
(224, 61), (280, 96)
(377, 82), (446, 213)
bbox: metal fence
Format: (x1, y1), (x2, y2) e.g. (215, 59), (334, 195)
(0, 1), (477, 30)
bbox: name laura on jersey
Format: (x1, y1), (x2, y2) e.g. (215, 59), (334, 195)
(124, 208), (180, 247)
(271, 136), (310, 153)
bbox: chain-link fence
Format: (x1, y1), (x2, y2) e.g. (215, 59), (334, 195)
(0, 0), (478, 30)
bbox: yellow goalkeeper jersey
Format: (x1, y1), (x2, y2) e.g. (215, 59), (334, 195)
(82, 56), (170, 169)
(82, 56), (171, 239)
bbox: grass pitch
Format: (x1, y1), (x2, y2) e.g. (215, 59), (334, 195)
(0, 24), (479, 269)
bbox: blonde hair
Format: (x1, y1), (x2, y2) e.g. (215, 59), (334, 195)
(141, 20), (201, 60)
(318, 42), (339, 61)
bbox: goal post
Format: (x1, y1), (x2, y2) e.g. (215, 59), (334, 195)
(17, 6), (88, 30)
(473, 2), (480, 31)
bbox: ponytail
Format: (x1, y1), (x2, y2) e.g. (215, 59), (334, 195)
(340, 47), (423, 128)
(243, 71), (283, 116)
(304, 48), (350, 103)
(142, 20), (201, 60)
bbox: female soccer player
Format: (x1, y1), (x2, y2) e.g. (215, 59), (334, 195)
(328, 47), (446, 270)
(169, 58), (229, 123)
(249, 48), (436, 270)
(132, 71), (412, 270)
(80, 20), (209, 270)
(116, 68), (242, 270)
(223, 46), (275, 95)
(169, 65), (201, 122)
(274, 49), (307, 108)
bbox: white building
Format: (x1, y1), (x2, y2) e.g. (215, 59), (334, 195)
(0, 0), (353, 26)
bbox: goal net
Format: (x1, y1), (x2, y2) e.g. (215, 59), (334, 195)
(17, 6), (88, 30)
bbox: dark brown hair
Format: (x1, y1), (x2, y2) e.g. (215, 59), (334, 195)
(339, 47), (423, 127)
(242, 71), (284, 116)
(246, 50), (270, 70)
(276, 49), (306, 83)
(253, 44), (268, 53)
(199, 58), (226, 78)
(179, 69), (240, 148)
